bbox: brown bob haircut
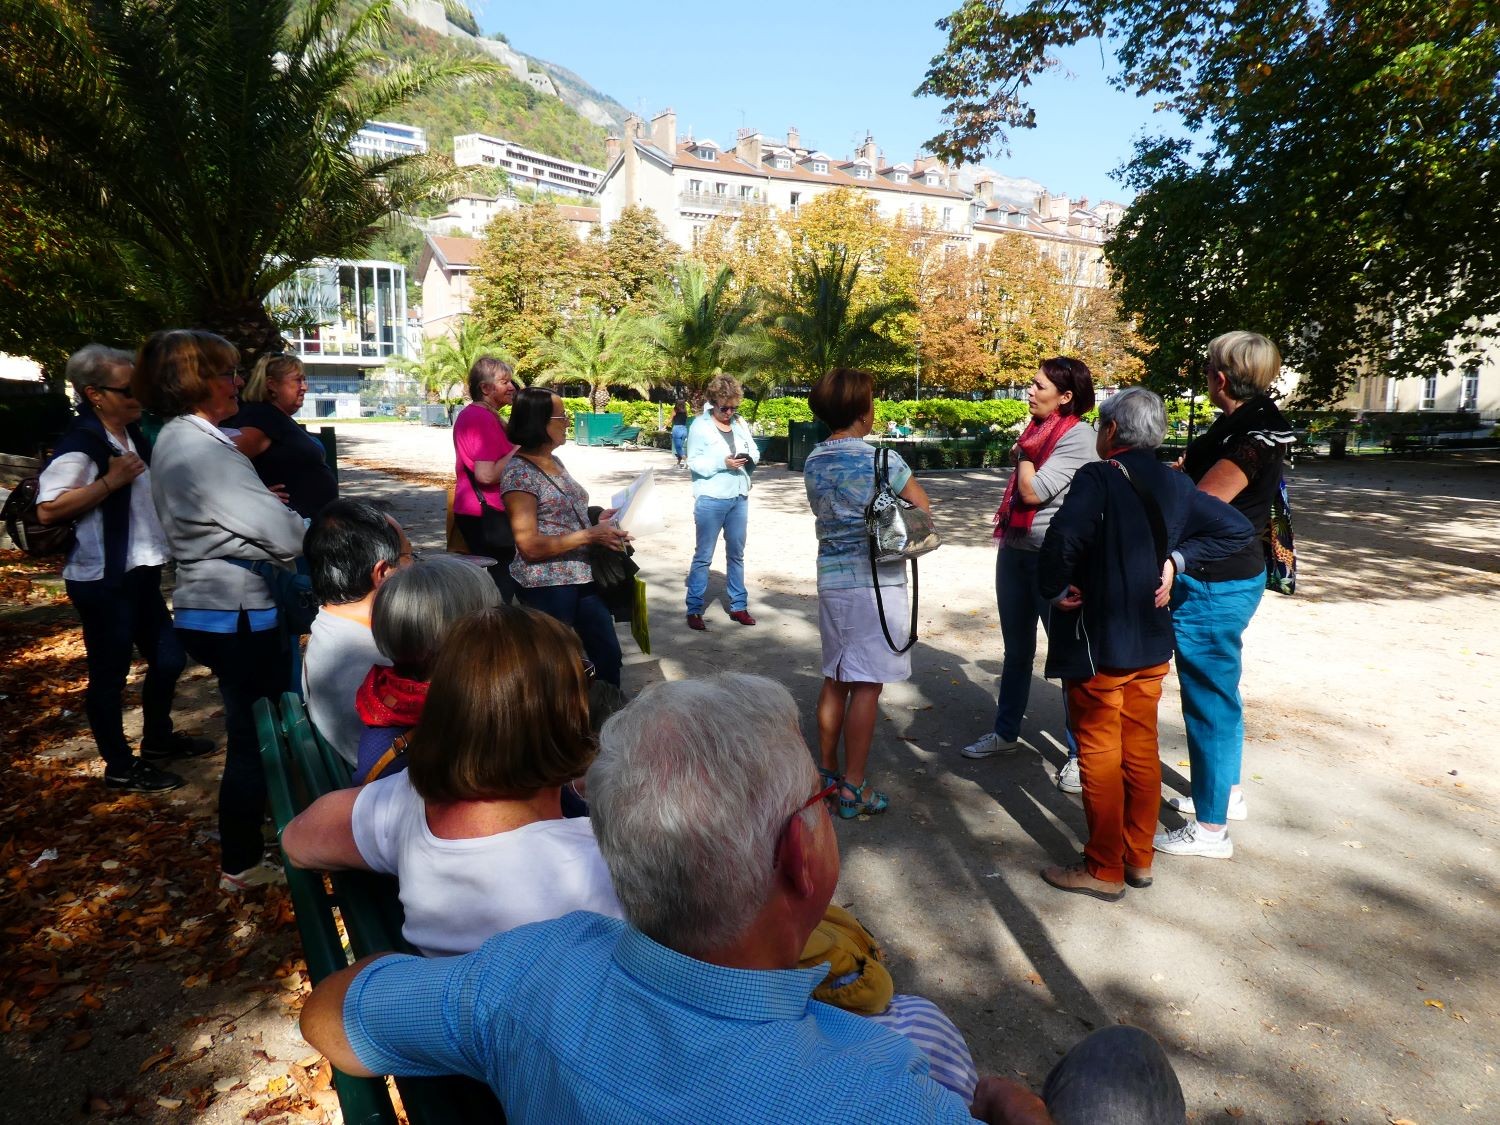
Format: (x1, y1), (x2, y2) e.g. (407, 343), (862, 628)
(133, 329), (239, 418)
(405, 605), (594, 802)
(809, 367), (874, 431)
(1038, 356), (1096, 417)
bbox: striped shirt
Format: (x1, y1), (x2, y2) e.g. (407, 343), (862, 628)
(344, 911), (978, 1124)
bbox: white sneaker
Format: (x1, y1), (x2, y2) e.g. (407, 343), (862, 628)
(1153, 821), (1234, 859)
(1055, 757), (1082, 794)
(1167, 791), (1248, 821)
(219, 862), (286, 893)
(961, 732), (1021, 759)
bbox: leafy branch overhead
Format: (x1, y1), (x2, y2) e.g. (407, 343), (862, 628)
(921, 0), (1500, 402)
(0, 0), (498, 362)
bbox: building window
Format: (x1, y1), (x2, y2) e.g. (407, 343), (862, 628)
(942, 207), (953, 228)
(853, 166), (871, 180)
(689, 179), (702, 194)
(714, 182), (727, 196)
(790, 191), (800, 208)
(692, 225), (704, 247)
(925, 172), (940, 185)
(811, 161), (827, 174)
(893, 171), (908, 184)
(481, 155), (495, 164)
(774, 156), (791, 170)
(1420, 373), (1438, 410)
(739, 184), (754, 199)
(1461, 371), (1479, 411)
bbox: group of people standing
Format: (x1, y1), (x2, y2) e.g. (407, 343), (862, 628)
(38, 332), (335, 889)
(956, 334), (1293, 899)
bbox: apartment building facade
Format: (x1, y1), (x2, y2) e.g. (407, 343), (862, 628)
(453, 134), (604, 198)
(351, 121), (427, 160)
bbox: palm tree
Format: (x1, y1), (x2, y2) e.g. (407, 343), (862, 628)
(0, 0), (493, 363)
(531, 308), (657, 413)
(647, 262), (769, 404)
(395, 318), (512, 413)
(767, 246), (914, 382)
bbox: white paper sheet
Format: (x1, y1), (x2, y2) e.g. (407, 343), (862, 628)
(610, 468), (660, 534)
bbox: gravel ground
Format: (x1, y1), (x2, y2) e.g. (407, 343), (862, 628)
(6, 420), (1494, 1124)
(336, 421), (1499, 1124)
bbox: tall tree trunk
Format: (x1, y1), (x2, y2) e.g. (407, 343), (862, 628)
(591, 384), (611, 413)
(196, 297), (286, 371)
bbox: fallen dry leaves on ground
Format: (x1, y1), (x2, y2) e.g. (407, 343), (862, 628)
(0, 551), (335, 1121)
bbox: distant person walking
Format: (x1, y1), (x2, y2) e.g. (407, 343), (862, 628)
(963, 358), (1097, 795)
(1155, 332), (1296, 861)
(452, 356), (519, 602)
(670, 400), (689, 468)
(684, 375), (759, 630)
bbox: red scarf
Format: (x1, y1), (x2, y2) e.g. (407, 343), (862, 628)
(355, 665), (429, 728)
(993, 413), (1081, 539)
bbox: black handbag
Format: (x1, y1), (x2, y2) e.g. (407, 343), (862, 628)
(464, 465), (514, 549)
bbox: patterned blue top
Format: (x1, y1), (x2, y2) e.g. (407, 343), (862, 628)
(803, 439), (914, 591)
(343, 911), (975, 1124)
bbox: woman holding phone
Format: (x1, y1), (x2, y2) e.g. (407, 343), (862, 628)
(683, 374), (759, 630)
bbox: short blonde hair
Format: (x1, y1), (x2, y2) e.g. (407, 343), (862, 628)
(241, 352), (304, 404)
(706, 374), (743, 407)
(1207, 332), (1280, 402)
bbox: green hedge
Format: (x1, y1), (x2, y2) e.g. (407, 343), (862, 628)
(0, 393), (72, 457)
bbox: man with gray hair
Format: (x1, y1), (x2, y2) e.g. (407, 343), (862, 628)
(302, 673), (1187, 1123)
(1036, 387), (1254, 901)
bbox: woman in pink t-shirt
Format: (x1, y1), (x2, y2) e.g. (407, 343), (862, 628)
(452, 356), (518, 602)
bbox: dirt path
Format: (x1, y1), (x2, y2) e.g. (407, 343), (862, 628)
(4, 425), (1495, 1123)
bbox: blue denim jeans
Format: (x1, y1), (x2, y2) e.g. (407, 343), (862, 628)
(67, 566), (185, 772)
(1042, 1025), (1186, 1124)
(1171, 572), (1265, 823)
(686, 494), (748, 614)
(994, 546), (1077, 755)
(517, 582), (623, 687)
(671, 425), (688, 459)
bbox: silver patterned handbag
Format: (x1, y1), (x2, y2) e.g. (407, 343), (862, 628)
(864, 446), (941, 653)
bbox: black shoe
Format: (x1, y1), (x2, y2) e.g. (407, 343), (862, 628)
(104, 759), (185, 793)
(141, 733), (218, 762)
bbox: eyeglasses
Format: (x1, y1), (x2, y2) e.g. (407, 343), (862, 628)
(549, 414), (568, 422)
(714, 404), (739, 416)
(93, 385), (135, 399)
(214, 369), (240, 381)
(775, 779), (838, 866)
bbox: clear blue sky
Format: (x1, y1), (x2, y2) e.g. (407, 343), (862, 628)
(476, 0), (1184, 204)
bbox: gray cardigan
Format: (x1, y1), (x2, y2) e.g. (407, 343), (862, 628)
(150, 416), (307, 612)
(1010, 421), (1098, 552)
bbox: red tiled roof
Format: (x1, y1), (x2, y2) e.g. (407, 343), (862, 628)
(427, 234), (481, 268)
(556, 206), (601, 223)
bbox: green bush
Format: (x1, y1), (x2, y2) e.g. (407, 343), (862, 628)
(0, 392), (72, 456)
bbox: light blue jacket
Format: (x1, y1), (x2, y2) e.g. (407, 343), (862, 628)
(686, 414), (759, 499)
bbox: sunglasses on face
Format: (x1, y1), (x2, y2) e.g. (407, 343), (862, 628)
(93, 385), (135, 399)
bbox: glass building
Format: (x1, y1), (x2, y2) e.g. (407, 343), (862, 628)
(265, 259), (414, 418)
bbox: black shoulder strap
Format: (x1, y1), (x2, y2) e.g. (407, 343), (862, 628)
(1108, 460), (1169, 567)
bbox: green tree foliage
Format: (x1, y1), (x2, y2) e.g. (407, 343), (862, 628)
(596, 207), (680, 311)
(394, 317), (510, 407)
(920, 0), (1500, 402)
(380, 16), (607, 165)
(647, 262), (769, 403)
(766, 247), (915, 385)
(530, 307), (657, 412)
(470, 202), (605, 372)
(0, 0), (489, 364)
(0, 174), (162, 387)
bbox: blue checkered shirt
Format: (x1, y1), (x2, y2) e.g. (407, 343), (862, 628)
(344, 911), (977, 1123)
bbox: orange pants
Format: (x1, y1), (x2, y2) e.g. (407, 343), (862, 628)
(1065, 663), (1170, 882)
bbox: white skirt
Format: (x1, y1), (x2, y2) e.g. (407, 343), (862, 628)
(818, 584), (912, 684)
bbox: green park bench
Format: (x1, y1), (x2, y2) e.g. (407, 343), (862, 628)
(597, 423), (643, 447)
(255, 694), (507, 1124)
